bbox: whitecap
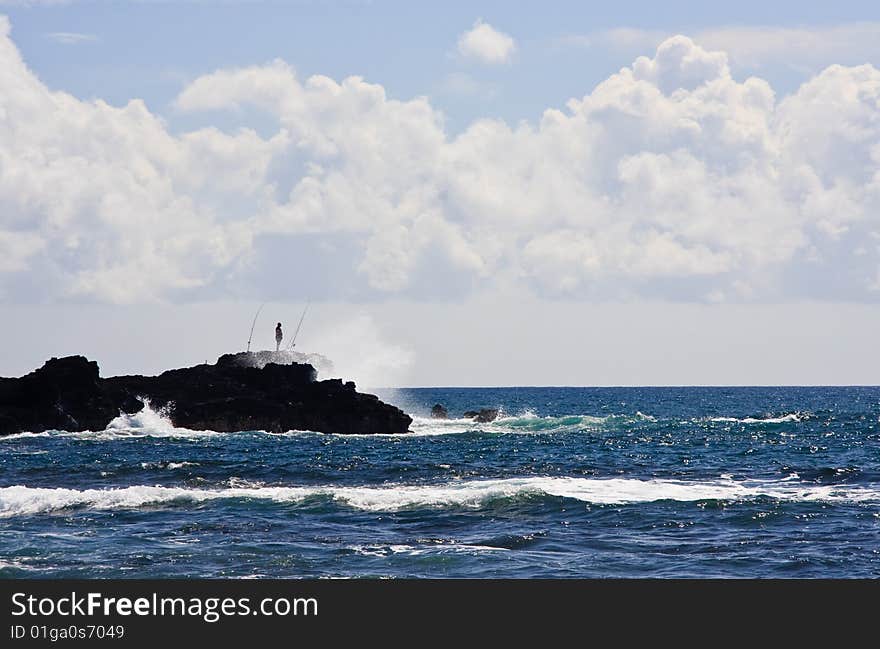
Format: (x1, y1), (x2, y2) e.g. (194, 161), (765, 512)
(348, 542), (509, 557)
(1, 475), (877, 518)
(0, 431), (51, 441)
(140, 461), (200, 470)
(708, 412), (808, 424)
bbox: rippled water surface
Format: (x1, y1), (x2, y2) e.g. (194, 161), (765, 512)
(1, 386), (879, 577)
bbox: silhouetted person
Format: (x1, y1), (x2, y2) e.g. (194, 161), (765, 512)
(275, 322), (283, 352)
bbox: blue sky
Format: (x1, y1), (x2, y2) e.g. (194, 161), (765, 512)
(7, 0), (880, 133)
(2, 1), (880, 386)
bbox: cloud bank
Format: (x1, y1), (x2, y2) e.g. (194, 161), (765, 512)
(1, 16), (880, 304)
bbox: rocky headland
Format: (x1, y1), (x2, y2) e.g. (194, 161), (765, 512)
(0, 352), (412, 436)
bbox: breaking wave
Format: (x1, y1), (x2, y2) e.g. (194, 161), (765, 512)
(139, 461), (200, 470)
(105, 402), (178, 433)
(0, 431), (52, 441)
(0, 402), (226, 441)
(97, 401), (225, 439)
(707, 412), (809, 424)
(405, 411), (655, 436)
(2, 476), (877, 518)
(0, 407), (814, 443)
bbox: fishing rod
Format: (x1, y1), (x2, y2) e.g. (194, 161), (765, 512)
(287, 302), (310, 350)
(246, 302), (265, 352)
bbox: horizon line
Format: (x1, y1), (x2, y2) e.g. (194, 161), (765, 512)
(369, 383), (880, 390)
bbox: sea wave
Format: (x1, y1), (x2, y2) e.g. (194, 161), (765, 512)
(139, 461), (200, 470)
(1, 476), (877, 518)
(405, 411), (654, 436)
(0, 558), (30, 570)
(0, 403), (227, 441)
(349, 542), (510, 557)
(0, 406), (813, 443)
(707, 412), (809, 424)
(0, 400), (660, 441)
(0, 431), (52, 441)
(96, 403), (226, 439)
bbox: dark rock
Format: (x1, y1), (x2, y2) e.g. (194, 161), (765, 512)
(0, 353), (412, 436)
(216, 350), (334, 378)
(464, 408), (499, 423)
(430, 404), (448, 419)
(0, 356), (131, 434)
(475, 409), (499, 423)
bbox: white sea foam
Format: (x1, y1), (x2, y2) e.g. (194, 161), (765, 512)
(226, 477), (266, 488)
(139, 461), (199, 470)
(0, 558), (30, 571)
(1, 476), (877, 518)
(402, 412), (627, 437)
(0, 401), (227, 442)
(94, 401), (226, 439)
(1, 401), (658, 441)
(403, 416), (489, 437)
(0, 431), (51, 441)
(390, 543), (509, 555)
(12, 402), (226, 441)
(105, 402), (177, 433)
(351, 543), (509, 557)
(708, 413), (808, 424)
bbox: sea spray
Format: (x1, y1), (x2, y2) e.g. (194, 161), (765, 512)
(307, 312), (414, 389)
(2, 476), (877, 518)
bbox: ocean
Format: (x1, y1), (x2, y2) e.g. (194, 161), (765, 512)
(1, 386), (878, 578)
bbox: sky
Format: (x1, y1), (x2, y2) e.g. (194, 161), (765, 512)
(1, 0), (880, 387)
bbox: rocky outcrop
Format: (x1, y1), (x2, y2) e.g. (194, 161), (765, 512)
(227, 349), (335, 378)
(429, 404), (499, 423)
(0, 352), (412, 436)
(430, 404), (448, 419)
(463, 408), (499, 423)
(0, 356), (133, 434)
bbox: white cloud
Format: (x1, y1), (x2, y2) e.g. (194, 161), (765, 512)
(631, 35), (730, 94)
(697, 23), (880, 69)
(456, 19), (516, 65)
(45, 31), (96, 45)
(571, 23), (880, 73)
(0, 15), (271, 302)
(2, 15), (880, 304)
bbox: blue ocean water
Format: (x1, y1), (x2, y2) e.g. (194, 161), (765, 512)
(1, 386), (879, 578)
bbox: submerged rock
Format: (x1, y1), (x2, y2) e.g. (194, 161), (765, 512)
(0, 353), (411, 436)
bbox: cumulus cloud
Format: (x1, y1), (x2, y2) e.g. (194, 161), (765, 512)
(0, 16), (271, 302)
(2, 15), (880, 304)
(575, 23), (880, 73)
(456, 19), (516, 65)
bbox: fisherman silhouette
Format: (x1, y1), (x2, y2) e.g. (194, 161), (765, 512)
(275, 322), (283, 352)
